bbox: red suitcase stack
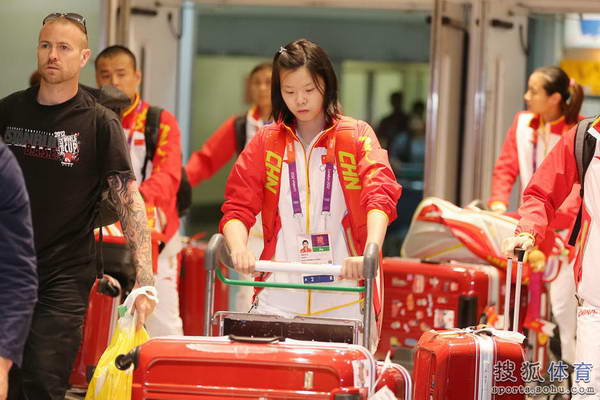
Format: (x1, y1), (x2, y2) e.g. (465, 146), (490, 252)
(376, 258), (527, 361)
(377, 258), (498, 358)
(179, 236), (229, 336)
(69, 276), (121, 389)
(412, 249), (528, 400)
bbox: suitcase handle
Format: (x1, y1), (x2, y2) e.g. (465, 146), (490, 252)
(228, 334), (283, 344)
(97, 276), (121, 298)
(115, 346), (140, 370)
(503, 247), (526, 331)
(204, 233), (379, 349)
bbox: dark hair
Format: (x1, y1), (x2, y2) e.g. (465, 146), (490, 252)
(95, 45), (137, 70)
(245, 61), (273, 104)
(249, 61), (272, 78)
(271, 39), (340, 126)
(534, 66), (584, 125)
(29, 71), (41, 87)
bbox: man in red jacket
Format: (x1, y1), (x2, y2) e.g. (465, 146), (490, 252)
(95, 45), (183, 336)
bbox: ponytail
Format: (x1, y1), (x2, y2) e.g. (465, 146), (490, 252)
(564, 80), (584, 125)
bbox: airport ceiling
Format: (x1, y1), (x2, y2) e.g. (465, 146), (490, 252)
(194, 0), (600, 13)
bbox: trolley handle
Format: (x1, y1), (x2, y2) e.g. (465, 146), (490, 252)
(209, 234), (377, 279)
(254, 260), (342, 276)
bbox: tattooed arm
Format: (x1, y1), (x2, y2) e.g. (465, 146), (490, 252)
(107, 174), (156, 326)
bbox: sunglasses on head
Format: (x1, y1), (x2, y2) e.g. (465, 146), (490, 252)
(42, 13), (87, 34)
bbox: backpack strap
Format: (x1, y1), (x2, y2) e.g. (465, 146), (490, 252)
(233, 114), (247, 154)
(142, 106), (163, 181)
(568, 117), (597, 246)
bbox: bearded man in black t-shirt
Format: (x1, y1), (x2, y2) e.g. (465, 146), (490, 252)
(0, 13), (157, 400)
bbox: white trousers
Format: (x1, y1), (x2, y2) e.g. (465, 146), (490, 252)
(145, 232), (184, 337)
(573, 303), (600, 399)
(548, 258), (577, 364)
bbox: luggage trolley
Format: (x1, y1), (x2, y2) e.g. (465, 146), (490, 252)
(203, 233), (378, 348)
(116, 233), (411, 400)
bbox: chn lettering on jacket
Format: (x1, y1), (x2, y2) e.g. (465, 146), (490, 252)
(265, 150), (283, 194)
(338, 151), (362, 190)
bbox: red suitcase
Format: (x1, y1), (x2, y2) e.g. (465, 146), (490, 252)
(179, 235), (229, 336)
(69, 276), (121, 389)
(124, 336), (376, 399)
(412, 249), (528, 400)
(376, 258), (527, 361)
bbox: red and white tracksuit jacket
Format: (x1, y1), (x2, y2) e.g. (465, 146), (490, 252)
(185, 106), (268, 186)
(120, 94), (182, 241)
(490, 111), (581, 235)
(518, 117), (600, 392)
(219, 116), (402, 345)
(517, 118), (600, 303)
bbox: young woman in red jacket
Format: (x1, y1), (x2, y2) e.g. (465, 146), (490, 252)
(220, 39), (401, 350)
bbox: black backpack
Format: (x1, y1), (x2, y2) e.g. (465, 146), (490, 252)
(568, 116), (598, 246)
(233, 114), (247, 154)
(142, 106), (192, 217)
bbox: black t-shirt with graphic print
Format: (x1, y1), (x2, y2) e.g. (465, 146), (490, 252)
(0, 85), (134, 269)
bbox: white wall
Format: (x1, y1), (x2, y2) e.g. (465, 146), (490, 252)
(0, 0), (102, 97)
(126, 0), (181, 113)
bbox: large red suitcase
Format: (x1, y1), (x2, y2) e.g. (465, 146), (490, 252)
(179, 236), (229, 336)
(125, 336), (376, 399)
(376, 258), (528, 361)
(69, 276), (121, 389)
(413, 329), (525, 399)
(412, 250), (528, 400)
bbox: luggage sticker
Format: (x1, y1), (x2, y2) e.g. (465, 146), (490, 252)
(351, 359), (371, 388)
(390, 300), (402, 317)
(412, 274), (425, 293)
(391, 277), (407, 287)
(434, 309), (456, 329)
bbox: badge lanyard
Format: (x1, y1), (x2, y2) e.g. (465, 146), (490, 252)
(285, 131), (336, 233)
(532, 124), (553, 173)
(127, 100), (145, 148)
